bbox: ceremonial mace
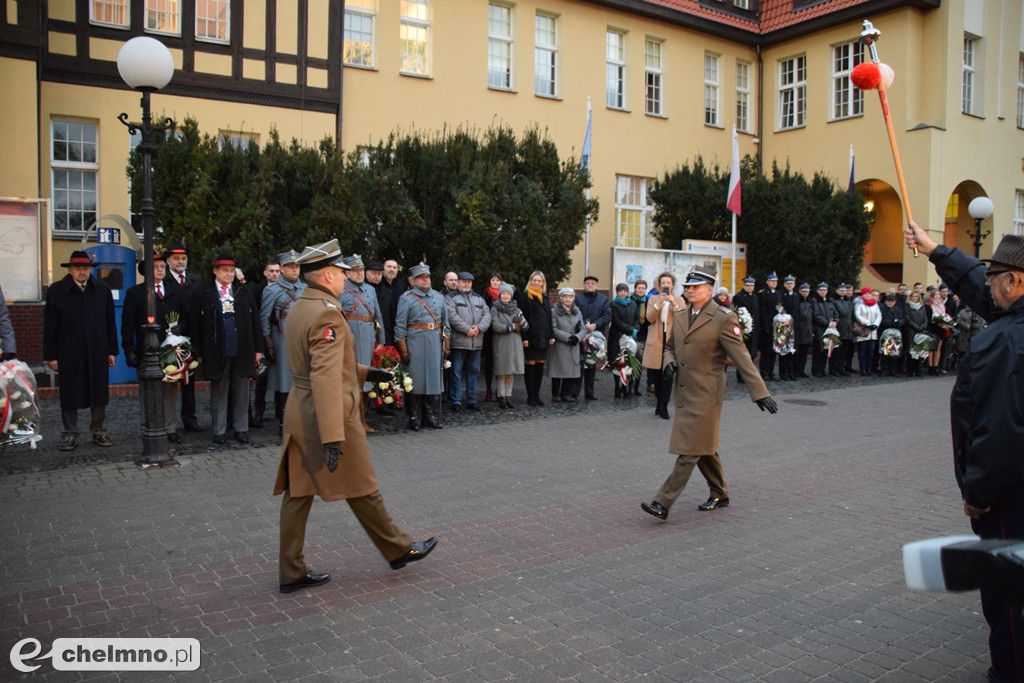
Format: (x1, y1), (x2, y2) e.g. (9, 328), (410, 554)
(851, 20), (918, 257)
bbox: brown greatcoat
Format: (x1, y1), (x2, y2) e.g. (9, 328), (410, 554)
(643, 293), (687, 370)
(274, 284), (377, 502)
(663, 299), (770, 456)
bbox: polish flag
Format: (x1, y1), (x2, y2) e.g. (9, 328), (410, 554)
(727, 128), (741, 216)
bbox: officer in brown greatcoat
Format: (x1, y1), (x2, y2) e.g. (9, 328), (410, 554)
(273, 239), (437, 594)
(641, 265), (778, 522)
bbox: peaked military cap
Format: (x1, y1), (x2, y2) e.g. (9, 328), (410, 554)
(342, 254), (365, 269)
(296, 239), (350, 273)
(278, 249), (301, 266)
(683, 265), (717, 287)
(409, 262), (431, 278)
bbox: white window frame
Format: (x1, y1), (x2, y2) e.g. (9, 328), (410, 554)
(736, 60), (751, 133)
(704, 52), (720, 127)
(734, 0), (750, 8)
(400, 0), (430, 76)
(196, 0), (230, 44)
(831, 40), (864, 120)
(1015, 189), (1024, 236)
(145, 0), (181, 36)
(534, 13), (558, 98)
(645, 38), (664, 117)
(219, 131), (260, 151)
(606, 30), (626, 110)
(778, 55), (807, 130)
(90, 0), (129, 28)
(962, 35), (977, 115)
(344, 0), (376, 67)
(615, 175), (657, 249)
(488, 3), (514, 90)
(51, 120), (99, 235)
(1016, 53), (1023, 128)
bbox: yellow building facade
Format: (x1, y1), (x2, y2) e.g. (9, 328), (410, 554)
(1, 0), (1022, 296)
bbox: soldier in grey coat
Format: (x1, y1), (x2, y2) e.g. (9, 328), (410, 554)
(260, 250), (306, 430)
(339, 254), (386, 434)
(549, 287), (584, 402)
(490, 282), (528, 409)
(395, 263), (450, 431)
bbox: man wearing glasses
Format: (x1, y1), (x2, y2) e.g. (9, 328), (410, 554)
(907, 221), (1024, 683)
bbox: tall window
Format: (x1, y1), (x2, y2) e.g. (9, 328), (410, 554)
(1017, 54), (1023, 128)
(615, 175), (656, 249)
(704, 53), (720, 126)
(606, 30), (626, 109)
(488, 3), (513, 90)
(145, 0), (180, 35)
(400, 0), (430, 76)
(736, 60), (751, 133)
(51, 120), (98, 234)
(779, 55), (806, 130)
(962, 36), (977, 114)
(645, 39), (663, 116)
(91, 0), (129, 27)
(344, 0), (375, 67)
(1015, 190), (1024, 236)
(196, 0), (229, 42)
(831, 40), (864, 119)
(534, 13), (558, 97)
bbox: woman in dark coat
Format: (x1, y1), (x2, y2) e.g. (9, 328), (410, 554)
(903, 289), (929, 377)
(549, 288), (584, 402)
(608, 282), (639, 397)
(520, 271), (553, 406)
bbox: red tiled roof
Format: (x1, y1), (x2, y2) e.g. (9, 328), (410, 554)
(638, 0), (880, 35)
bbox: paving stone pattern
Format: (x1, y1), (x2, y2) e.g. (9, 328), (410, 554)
(0, 373), (993, 681)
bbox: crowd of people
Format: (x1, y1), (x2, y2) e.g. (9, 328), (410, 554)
(39, 245), (979, 451)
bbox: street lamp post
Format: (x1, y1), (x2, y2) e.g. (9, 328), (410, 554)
(967, 196), (994, 259)
(117, 37), (176, 466)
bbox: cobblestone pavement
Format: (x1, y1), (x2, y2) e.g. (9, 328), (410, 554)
(0, 371), (993, 681)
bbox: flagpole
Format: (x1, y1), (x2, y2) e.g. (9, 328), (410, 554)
(583, 97), (592, 277)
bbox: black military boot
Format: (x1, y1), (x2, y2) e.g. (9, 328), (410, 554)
(423, 395), (443, 429)
(406, 394), (422, 431)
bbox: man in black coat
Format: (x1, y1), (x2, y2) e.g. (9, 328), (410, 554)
(250, 258), (281, 428)
(43, 251), (118, 451)
(810, 283), (838, 377)
(576, 275), (611, 400)
(190, 254), (264, 445)
(779, 275), (802, 381)
(907, 223), (1024, 683)
(757, 272), (782, 380)
(122, 253), (183, 444)
(831, 283), (854, 376)
(163, 243), (202, 432)
(375, 259), (407, 346)
(731, 276), (760, 384)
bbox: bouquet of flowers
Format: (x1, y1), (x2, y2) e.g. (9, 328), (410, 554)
(0, 360), (41, 448)
(773, 311), (794, 356)
(880, 328), (903, 357)
(160, 312), (198, 383)
(932, 312), (955, 329)
(581, 330), (607, 368)
(734, 306), (754, 342)
(369, 344), (413, 410)
(605, 335), (643, 385)
(821, 328), (841, 358)
(909, 332), (937, 360)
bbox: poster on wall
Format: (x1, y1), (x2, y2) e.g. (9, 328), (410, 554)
(610, 247), (720, 297)
(0, 200), (43, 301)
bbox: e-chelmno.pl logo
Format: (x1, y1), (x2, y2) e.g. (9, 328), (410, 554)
(10, 637), (200, 672)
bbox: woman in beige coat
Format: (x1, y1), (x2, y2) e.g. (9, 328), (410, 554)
(645, 272), (688, 419)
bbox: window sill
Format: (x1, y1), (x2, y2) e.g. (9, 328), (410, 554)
(961, 111), (985, 120)
(606, 106), (631, 114)
(400, 71), (432, 80)
(645, 112), (667, 120)
(344, 63), (378, 72)
(827, 113), (864, 124)
(535, 93), (562, 102)
(488, 86), (518, 94)
(775, 124), (807, 133)
(704, 123), (724, 129)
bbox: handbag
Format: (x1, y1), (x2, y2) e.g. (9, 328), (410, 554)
(852, 320), (869, 337)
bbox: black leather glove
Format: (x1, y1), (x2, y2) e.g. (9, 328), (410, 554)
(125, 348), (138, 368)
(324, 442), (342, 473)
(366, 367), (394, 384)
(663, 361), (678, 380)
(756, 397), (779, 414)
(263, 336), (276, 364)
(567, 335), (579, 346)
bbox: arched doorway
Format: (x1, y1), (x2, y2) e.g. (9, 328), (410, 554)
(858, 179), (903, 284)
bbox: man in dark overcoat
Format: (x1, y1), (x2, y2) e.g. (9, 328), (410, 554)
(375, 259), (407, 346)
(190, 254), (263, 445)
(273, 239), (436, 594)
(576, 275), (611, 400)
(122, 252), (183, 443)
(757, 272), (782, 380)
(163, 243), (203, 432)
(641, 266), (777, 522)
(43, 250), (118, 451)
(907, 223), (1024, 682)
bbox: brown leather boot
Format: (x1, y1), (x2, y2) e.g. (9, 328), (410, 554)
(361, 393), (375, 434)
